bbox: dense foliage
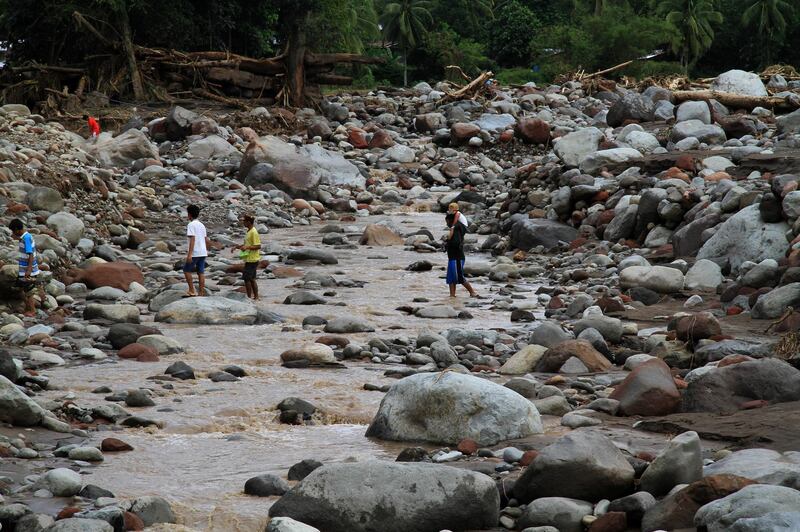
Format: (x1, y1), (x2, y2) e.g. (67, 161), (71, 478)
(0, 0), (798, 87)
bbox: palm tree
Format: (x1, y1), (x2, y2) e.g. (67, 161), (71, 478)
(660, 0), (723, 73)
(380, 0), (434, 86)
(742, 0), (794, 66)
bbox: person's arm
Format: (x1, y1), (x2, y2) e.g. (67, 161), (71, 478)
(186, 236), (195, 263)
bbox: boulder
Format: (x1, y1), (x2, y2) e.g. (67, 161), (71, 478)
(45, 468), (83, 497)
(610, 359), (680, 416)
(323, 317), (374, 334)
(188, 135), (236, 159)
(156, 297), (258, 325)
(518, 497), (593, 532)
(641, 475), (756, 532)
(69, 262), (144, 291)
(676, 101), (711, 124)
(702, 448), (800, 488)
(88, 129), (159, 166)
(0, 374), (46, 426)
(530, 321), (574, 348)
(129, 496), (176, 526)
(46, 212), (85, 246)
(280, 344), (336, 365)
(711, 69), (768, 96)
(164, 106), (199, 140)
(513, 430), (635, 503)
(684, 259), (723, 291)
(694, 485), (800, 530)
(499, 345), (548, 375)
(510, 216), (579, 250)
(579, 148), (642, 174)
(25, 186), (64, 212)
(640, 431), (702, 496)
(107, 323), (161, 349)
(244, 474), (290, 497)
(359, 225), (403, 246)
(267, 517), (321, 532)
(620, 265), (684, 293)
(268, 462), (499, 532)
(137, 335), (184, 355)
(607, 92), (654, 127)
(287, 248), (338, 265)
(673, 312), (722, 343)
(697, 205), (789, 271)
(450, 123), (481, 144)
(365, 372), (542, 446)
(554, 127), (605, 166)
(516, 117), (551, 144)
(48, 519), (113, 532)
(535, 340), (612, 373)
(751, 283), (800, 319)
(777, 108), (800, 135)
(671, 120), (727, 145)
(84, 304), (140, 323)
(683, 358), (800, 414)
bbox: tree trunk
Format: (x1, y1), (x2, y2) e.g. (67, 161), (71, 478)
(403, 47), (408, 87)
(672, 89), (800, 111)
(117, 5), (145, 101)
(284, 9), (310, 107)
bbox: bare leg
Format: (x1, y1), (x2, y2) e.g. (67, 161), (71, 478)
(462, 281), (477, 297)
(184, 272), (196, 295)
(24, 294), (35, 316)
(38, 286), (47, 309)
(244, 280), (253, 299)
(198, 273), (206, 296)
(250, 280), (259, 301)
(449, 284), (456, 297)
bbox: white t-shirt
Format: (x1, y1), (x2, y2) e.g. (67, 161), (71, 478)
(187, 219), (208, 257)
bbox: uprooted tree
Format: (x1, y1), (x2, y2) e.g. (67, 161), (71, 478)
(0, 0), (384, 108)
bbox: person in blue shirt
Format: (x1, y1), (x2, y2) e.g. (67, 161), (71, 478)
(9, 219), (45, 316)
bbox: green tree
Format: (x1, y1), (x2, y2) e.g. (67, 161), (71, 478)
(379, 0), (434, 85)
(660, 0), (723, 72)
(432, 0), (493, 39)
(741, 0), (794, 65)
(489, 0), (540, 66)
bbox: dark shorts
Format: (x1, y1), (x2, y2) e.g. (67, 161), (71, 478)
(446, 259), (466, 285)
(16, 277), (42, 294)
(242, 261), (258, 281)
(183, 256), (207, 274)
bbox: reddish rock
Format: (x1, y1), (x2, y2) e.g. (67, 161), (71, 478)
(57, 507), (81, 519)
(450, 122), (481, 144)
(534, 340), (612, 373)
(589, 512), (627, 532)
(347, 128), (368, 148)
(740, 399), (769, 409)
(124, 511), (145, 531)
(457, 438), (478, 455)
(102, 437), (134, 452)
(441, 161), (461, 178)
(609, 358), (681, 416)
(7, 202), (29, 214)
(136, 351), (160, 362)
(726, 305), (743, 316)
(271, 266), (303, 278)
(676, 155), (696, 172)
(706, 171), (731, 182)
(592, 190), (610, 203)
(368, 129), (395, 149)
(642, 475), (756, 531)
(515, 117), (551, 144)
(499, 129), (514, 143)
(596, 296), (626, 314)
(547, 296), (564, 310)
(673, 312), (722, 343)
(316, 336), (349, 348)
(118, 343), (157, 360)
(597, 209), (616, 226)
(717, 354), (754, 368)
(544, 375), (567, 385)
(359, 224), (403, 246)
(68, 262), (144, 291)
(520, 450), (539, 466)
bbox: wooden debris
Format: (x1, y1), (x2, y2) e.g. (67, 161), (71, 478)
(672, 89), (800, 111)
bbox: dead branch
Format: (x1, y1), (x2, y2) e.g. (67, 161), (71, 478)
(672, 89), (800, 111)
(438, 71), (494, 104)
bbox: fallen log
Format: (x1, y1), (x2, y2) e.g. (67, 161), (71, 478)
(438, 71), (494, 104)
(672, 89), (800, 111)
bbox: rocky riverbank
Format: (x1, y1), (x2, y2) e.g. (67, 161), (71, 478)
(2, 67), (800, 531)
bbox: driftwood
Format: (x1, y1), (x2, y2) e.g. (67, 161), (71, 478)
(672, 90), (800, 111)
(438, 71), (494, 104)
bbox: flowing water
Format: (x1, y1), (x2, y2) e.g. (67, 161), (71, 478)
(41, 207), (542, 530)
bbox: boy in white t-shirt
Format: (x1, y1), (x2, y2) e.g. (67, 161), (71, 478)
(183, 204), (209, 296)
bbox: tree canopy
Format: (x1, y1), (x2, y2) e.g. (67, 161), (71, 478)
(1, 0), (798, 91)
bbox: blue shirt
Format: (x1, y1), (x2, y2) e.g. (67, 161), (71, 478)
(18, 232), (39, 277)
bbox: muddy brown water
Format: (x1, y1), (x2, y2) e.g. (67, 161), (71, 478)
(9, 206), (777, 530)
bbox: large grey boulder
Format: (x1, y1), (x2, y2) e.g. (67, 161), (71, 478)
(87, 129), (159, 167)
(188, 135), (236, 159)
(513, 430), (635, 503)
(777, 108), (800, 135)
(607, 91), (654, 127)
(46, 212), (85, 246)
(49, 518), (113, 532)
(751, 283), (800, 319)
(683, 359), (800, 414)
(603, 204), (639, 242)
(241, 136), (364, 196)
(694, 484), (800, 531)
(83, 303), (140, 323)
(156, 296), (258, 325)
(0, 375), (45, 425)
(676, 101), (711, 124)
(640, 431), (702, 496)
(620, 265), (684, 293)
(473, 113), (516, 131)
(554, 127), (605, 166)
(579, 148), (642, 174)
(697, 205), (789, 270)
(129, 496), (176, 526)
(510, 216), (578, 250)
(25, 186), (64, 212)
(530, 321), (574, 348)
(44, 468), (83, 497)
(703, 448), (800, 489)
(267, 517), (321, 532)
(711, 69), (768, 97)
(365, 372), (542, 446)
(518, 497), (593, 532)
(268, 462), (500, 532)
(671, 120), (727, 145)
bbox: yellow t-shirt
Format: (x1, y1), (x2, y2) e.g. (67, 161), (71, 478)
(244, 227), (261, 263)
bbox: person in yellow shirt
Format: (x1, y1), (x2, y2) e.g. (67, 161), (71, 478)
(235, 214), (261, 300)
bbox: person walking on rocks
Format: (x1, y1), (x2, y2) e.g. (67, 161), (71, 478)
(236, 214), (261, 300)
(9, 219), (46, 316)
(184, 204), (209, 297)
(445, 202), (477, 298)
(84, 114), (101, 140)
